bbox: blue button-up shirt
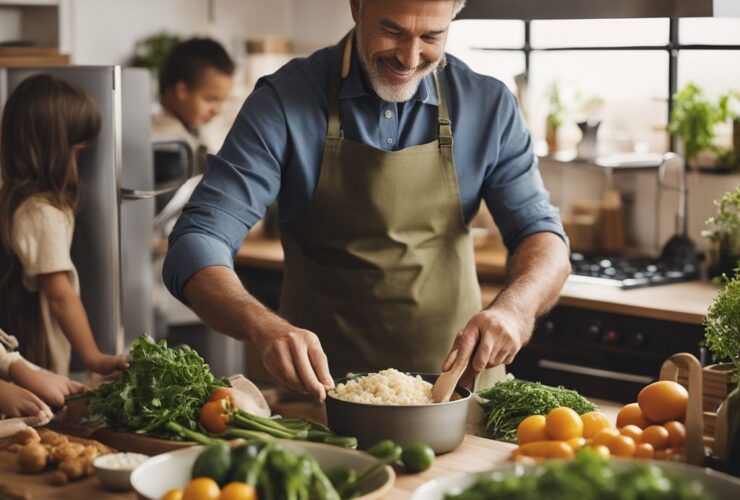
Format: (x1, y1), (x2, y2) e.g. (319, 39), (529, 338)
(163, 37), (566, 302)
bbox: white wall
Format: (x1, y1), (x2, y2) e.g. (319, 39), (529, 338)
(286, 0), (354, 54)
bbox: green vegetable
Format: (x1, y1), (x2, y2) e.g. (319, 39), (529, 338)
(228, 410), (357, 448)
(401, 443), (435, 472)
(326, 465), (357, 496)
(444, 449), (709, 500)
(364, 440), (400, 460)
(71, 335), (229, 439)
(191, 443), (231, 485)
(704, 268), (740, 375)
(477, 379), (597, 443)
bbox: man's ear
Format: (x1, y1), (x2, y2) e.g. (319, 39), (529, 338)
(174, 81), (189, 101)
(350, 0), (361, 23)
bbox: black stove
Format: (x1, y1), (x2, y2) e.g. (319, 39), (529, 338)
(568, 253), (699, 289)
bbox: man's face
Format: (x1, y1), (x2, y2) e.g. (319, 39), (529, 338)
(352, 0), (454, 103)
(174, 67), (234, 130)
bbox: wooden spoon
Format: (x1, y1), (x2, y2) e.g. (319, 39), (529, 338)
(432, 358), (468, 404)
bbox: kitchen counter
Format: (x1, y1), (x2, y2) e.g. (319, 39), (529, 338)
(235, 235), (719, 325)
(0, 435), (515, 499)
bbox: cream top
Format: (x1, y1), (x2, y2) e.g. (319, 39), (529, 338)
(0, 328), (22, 379)
(11, 196), (79, 376)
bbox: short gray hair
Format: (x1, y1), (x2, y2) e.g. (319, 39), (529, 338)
(358, 0), (467, 19)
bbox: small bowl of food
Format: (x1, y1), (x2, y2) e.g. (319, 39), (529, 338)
(94, 452), (149, 491)
(325, 369), (471, 454)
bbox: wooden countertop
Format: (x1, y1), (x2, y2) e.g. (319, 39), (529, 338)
(235, 236), (718, 325)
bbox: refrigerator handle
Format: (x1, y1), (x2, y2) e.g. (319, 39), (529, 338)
(121, 185), (178, 200)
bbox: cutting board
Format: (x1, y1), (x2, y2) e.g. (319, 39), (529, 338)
(53, 422), (196, 456)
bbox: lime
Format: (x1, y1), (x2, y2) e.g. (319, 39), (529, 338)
(401, 443), (435, 472)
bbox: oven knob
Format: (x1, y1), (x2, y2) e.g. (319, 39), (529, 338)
(586, 323), (601, 340)
(625, 331), (645, 347)
(542, 320), (555, 335)
(602, 329), (620, 344)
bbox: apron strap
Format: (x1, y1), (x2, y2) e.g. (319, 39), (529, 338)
(434, 71), (453, 148)
(327, 30), (353, 139)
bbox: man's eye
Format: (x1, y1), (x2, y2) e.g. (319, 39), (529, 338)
(384, 28), (402, 36)
(422, 35), (440, 43)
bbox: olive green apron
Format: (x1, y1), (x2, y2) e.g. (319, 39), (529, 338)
(279, 32), (504, 386)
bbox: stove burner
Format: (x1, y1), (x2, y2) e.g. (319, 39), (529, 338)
(569, 253), (699, 289)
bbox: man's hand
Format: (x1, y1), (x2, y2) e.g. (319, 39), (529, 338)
(252, 325), (335, 401)
(442, 306), (534, 388)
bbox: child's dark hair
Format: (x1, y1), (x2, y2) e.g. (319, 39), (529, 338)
(0, 74), (100, 368)
(158, 38), (235, 97)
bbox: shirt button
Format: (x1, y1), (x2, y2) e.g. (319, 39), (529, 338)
(387, 137), (393, 144)
(384, 110), (393, 119)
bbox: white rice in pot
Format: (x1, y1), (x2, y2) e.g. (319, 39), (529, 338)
(329, 368), (433, 405)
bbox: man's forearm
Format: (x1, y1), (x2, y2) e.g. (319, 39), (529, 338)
(489, 232), (570, 325)
(182, 265), (288, 343)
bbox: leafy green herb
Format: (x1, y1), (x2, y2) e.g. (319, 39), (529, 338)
(704, 268), (740, 376)
(445, 449), (709, 500)
(82, 335), (229, 438)
(477, 379), (597, 443)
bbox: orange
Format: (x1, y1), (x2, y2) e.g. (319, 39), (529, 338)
(637, 381), (688, 423)
(592, 428), (620, 448)
(183, 478), (220, 500)
(590, 444), (611, 458)
(161, 489), (184, 500)
(219, 482), (258, 500)
(663, 421), (686, 448)
(546, 441), (575, 459)
(616, 403), (650, 429)
(634, 443), (655, 459)
(546, 407), (584, 440)
(517, 440), (557, 458)
(517, 415), (549, 444)
(608, 435), (636, 457)
(641, 425), (670, 451)
(566, 437), (586, 450)
(619, 425), (643, 442)
(580, 411), (611, 438)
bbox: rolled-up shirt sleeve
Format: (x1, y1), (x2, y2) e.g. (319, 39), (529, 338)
(482, 91), (568, 254)
(163, 82), (288, 303)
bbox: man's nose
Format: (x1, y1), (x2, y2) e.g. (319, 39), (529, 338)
(396, 37), (421, 71)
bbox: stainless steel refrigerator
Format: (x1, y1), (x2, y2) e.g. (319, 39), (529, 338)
(0, 66), (154, 361)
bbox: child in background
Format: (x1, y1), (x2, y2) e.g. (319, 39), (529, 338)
(0, 74), (128, 377)
(1, 328), (83, 421)
(153, 37), (235, 173)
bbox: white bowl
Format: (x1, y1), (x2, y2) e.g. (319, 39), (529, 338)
(131, 440), (395, 500)
(94, 452), (149, 492)
(410, 459), (740, 499)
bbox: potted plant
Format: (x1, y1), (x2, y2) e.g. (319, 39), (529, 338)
(704, 268), (740, 475)
(545, 82), (564, 154)
(130, 31), (181, 97)
(703, 187), (740, 280)
(669, 83), (731, 170)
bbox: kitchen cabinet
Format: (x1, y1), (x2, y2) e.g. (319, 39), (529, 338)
(0, 0), (72, 65)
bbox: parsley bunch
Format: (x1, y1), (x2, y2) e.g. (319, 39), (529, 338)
(85, 335), (229, 438)
(704, 269), (740, 376)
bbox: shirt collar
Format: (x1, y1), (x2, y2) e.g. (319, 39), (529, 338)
(338, 35), (439, 106)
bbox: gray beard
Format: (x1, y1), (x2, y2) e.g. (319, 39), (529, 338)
(355, 26), (445, 103)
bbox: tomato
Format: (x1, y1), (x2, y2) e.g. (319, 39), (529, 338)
(616, 403), (650, 429)
(401, 443), (435, 472)
(546, 441), (575, 459)
(183, 478), (220, 500)
(517, 440), (556, 458)
(637, 381), (688, 423)
(580, 411), (610, 439)
(634, 443), (655, 459)
(219, 482), (257, 500)
(619, 425), (643, 442)
(565, 437), (586, 450)
(663, 421), (686, 448)
(209, 388), (233, 403)
(517, 415), (549, 444)
(591, 428), (619, 448)
(608, 435), (636, 457)
(161, 488), (184, 500)
(545, 407), (584, 440)
(199, 399), (230, 434)
(590, 444), (610, 458)
(641, 425), (670, 451)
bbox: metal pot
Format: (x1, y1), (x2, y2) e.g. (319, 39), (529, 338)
(325, 373), (471, 454)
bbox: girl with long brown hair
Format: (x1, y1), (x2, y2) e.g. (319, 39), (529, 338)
(0, 74), (127, 380)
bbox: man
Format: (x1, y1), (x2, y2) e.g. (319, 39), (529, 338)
(153, 37), (235, 173)
(163, 0), (571, 400)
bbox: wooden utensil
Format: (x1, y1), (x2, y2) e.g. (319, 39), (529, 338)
(432, 359), (468, 404)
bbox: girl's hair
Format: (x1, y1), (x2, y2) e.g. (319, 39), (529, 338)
(0, 74), (101, 367)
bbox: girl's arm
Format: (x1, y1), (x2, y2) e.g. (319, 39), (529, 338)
(39, 271), (127, 375)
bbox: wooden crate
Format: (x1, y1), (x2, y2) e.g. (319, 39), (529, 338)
(677, 363), (735, 445)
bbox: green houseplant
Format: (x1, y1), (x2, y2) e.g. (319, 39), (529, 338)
(669, 83), (731, 169)
(704, 268), (740, 475)
(704, 187), (740, 280)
